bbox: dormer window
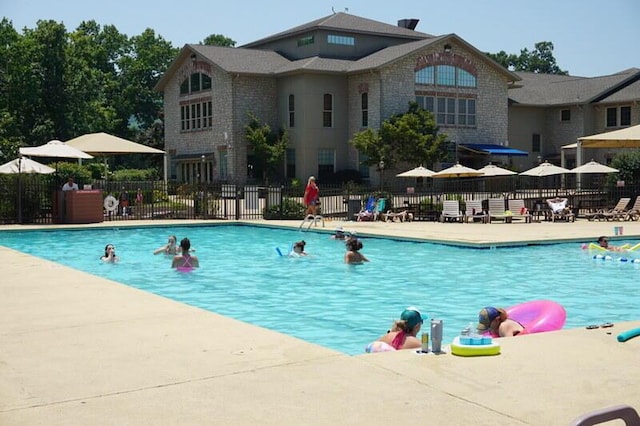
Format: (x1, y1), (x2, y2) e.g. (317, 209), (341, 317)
(297, 35), (314, 47)
(327, 34), (355, 46)
(415, 65), (476, 88)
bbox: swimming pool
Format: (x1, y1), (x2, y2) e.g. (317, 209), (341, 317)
(1, 224), (638, 355)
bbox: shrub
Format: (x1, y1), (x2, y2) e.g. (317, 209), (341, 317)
(263, 197), (305, 219)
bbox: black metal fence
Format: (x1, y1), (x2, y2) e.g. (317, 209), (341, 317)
(1, 174), (639, 225)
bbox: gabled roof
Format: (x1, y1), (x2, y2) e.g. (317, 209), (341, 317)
(509, 68), (640, 106)
(596, 77), (640, 104)
(241, 12), (432, 48)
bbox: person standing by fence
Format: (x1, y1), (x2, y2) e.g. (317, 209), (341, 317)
(303, 176), (319, 216)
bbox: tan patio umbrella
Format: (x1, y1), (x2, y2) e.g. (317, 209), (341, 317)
(396, 165), (436, 177)
(19, 139), (94, 159)
(570, 160), (619, 174)
(65, 132), (165, 155)
(477, 163), (516, 176)
(519, 161), (571, 177)
(0, 157), (56, 174)
(432, 162), (483, 178)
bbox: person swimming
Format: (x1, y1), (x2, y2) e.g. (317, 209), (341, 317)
(344, 236), (369, 264)
(289, 240), (308, 257)
(154, 235), (178, 255)
(101, 244), (119, 263)
(172, 238), (200, 270)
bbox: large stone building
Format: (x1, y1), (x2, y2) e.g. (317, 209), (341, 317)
(156, 12), (640, 185)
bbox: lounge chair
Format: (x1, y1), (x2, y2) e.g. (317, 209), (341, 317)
(488, 198), (511, 223)
(355, 197), (386, 221)
(354, 196), (375, 221)
(383, 209), (413, 222)
(545, 197), (575, 222)
(465, 200), (488, 223)
(507, 199), (532, 223)
(586, 197), (631, 221)
(440, 200), (465, 222)
(623, 196), (640, 221)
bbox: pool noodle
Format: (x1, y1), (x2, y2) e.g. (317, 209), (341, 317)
(275, 247), (283, 257)
(617, 327), (640, 342)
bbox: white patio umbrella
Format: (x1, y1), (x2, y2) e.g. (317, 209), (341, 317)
(0, 157), (55, 174)
(396, 165), (436, 177)
(477, 163), (516, 176)
(570, 160), (619, 174)
(432, 162), (483, 178)
(19, 140), (94, 160)
(520, 161), (571, 177)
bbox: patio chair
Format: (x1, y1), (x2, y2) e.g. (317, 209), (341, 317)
(545, 197), (575, 222)
(356, 197), (386, 222)
(507, 199), (532, 223)
(440, 200), (465, 223)
(465, 199), (488, 223)
(488, 198), (511, 223)
(383, 209), (413, 222)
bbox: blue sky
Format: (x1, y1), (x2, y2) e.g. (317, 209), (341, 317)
(3, 0), (639, 77)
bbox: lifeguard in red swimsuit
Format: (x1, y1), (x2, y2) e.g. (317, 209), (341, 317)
(303, 176), (319, 215)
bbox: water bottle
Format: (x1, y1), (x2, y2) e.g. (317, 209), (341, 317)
(461, 323), (471, 336)
(431, 319), (443, 353)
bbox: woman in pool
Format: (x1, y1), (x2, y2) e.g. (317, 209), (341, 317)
(154, 235), (178, 255)
(597, 236), (627, 252)
(369, 307), (424, 351)
(477, 306), (525, 337)
(344, 236), (369, 264)
(289, 240), (308, 257)
(101, 244), (119, 263)
(172, 238), (199, 270)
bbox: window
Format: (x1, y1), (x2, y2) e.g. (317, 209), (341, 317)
(606, 107), (618, 127)
(180, 99), (213, 132)
(180, 73), (212, 95)
(458, 99), (476, 126)
(421, 95), (475, 126)
(415, 66), (476, 88)
(323, 93), (333, 127)
(286, 149), (296, 178)
(288, 94), (295, 128)
(358, 152), (370, 178)
(532, 134), (541, 153)
(327, 34), (355, 46)
(621, 106), (631, 126)
(561, 109), (571, 121)
(317, 149), (335, 178)
(361, 92), (368, 127)
(297, 35), (314, 47)
(218, 150), (228, 179)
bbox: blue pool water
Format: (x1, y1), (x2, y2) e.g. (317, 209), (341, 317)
(1, 225), (639, 355)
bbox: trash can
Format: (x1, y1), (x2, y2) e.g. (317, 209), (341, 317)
(346, 198), (362, 220)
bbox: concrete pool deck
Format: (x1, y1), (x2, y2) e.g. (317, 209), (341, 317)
(1, 219), (639, 425)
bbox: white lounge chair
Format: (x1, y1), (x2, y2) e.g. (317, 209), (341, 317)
(507, 199), (532, 223)
(488, 198), (511, 223)
(545, 197), (575, 222)
(440, 200), (465, 223)
(465, 200), (488, 223)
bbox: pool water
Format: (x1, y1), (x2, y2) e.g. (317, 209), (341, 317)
(1, 225), (639, 355)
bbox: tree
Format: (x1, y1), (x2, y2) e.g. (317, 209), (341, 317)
(350, 102), (448, 170)
(610, 151), (640, 186)
(487, 41), (568, 75)
(244, 114), (288, 182)
(201, 34), (236, 47)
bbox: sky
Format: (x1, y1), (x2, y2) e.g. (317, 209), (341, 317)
(3, 0), (639, 77)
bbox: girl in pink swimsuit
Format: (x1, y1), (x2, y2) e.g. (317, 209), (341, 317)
(172, 238), (199, 271)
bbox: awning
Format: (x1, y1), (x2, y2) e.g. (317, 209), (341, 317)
(458, 143), (528, 156)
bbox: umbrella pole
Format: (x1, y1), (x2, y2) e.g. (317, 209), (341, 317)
(17, 163), (22, 224)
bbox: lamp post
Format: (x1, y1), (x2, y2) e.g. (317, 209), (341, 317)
(378, 159), (385, 192)
(200, 155), (206, 184)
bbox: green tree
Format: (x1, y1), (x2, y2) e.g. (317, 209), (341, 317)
(201, 34), (236, 47)
(487, 41), (568, 75)
(244, 114), (288, 182)
(610, 151), (640, 186)
(350, 102), (448, 170)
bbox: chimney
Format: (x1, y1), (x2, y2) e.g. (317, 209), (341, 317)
(398, 19), (419, 30)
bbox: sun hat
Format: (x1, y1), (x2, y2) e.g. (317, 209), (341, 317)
(400, 306), (425, 328)
(477, 306), (502, 330)
(335, 226), (344, 232)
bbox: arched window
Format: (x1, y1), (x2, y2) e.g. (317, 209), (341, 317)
(180, 73), (212, 94)
(415, 65), (476, 88)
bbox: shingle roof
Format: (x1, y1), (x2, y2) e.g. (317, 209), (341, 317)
(597, 76), (640, 104)
(189, 45), (290, 74)
(241, 12), (432, 48)
(509, 68), (640, 106)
